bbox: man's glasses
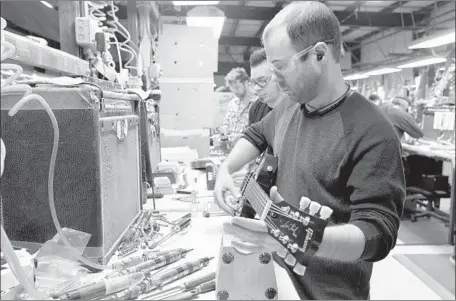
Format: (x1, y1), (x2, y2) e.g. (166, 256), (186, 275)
(251, 77), (272, 89)
(268, 39), (335, 74)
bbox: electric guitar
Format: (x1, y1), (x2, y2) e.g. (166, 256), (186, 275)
(235, 153), (333, 275)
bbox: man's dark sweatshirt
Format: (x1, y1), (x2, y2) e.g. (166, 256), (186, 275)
(242, 92), (405, 300)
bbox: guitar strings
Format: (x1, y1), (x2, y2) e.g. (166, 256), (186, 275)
(246, 181), (297, 219)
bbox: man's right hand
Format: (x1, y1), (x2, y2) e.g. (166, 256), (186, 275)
(213, 165), (241, 215)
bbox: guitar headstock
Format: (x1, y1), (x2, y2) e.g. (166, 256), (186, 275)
(268, 198), (332, 261)
(237, 153), (332, 275)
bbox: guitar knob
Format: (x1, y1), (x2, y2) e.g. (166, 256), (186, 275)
(299, 197), (311, 210)
(284, 254), (297, 266)
(281, 236), (289, 244)
(319, 206), (333, 220)
(281, 206), (290, 214)
(309, 201), (321, 216)
(272, 229), (280, 237)
(293, 211), (300, 219)
(293, 263), (307, 276)
(267, 166), (273, 172)
(277, 248), (288, 258)
(290, 243), (298, 253)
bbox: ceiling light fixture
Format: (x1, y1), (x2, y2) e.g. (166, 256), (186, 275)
(173, 1), (220, 5)
(344, 73), (370, 81)
(186, 6), (225, 39)
(364, 67), (402, 76)
(40, 1), (54, 9)
(409, 28), (456, 49)
(397, 56), (447, 68)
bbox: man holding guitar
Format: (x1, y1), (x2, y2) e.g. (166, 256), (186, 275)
(214, 1), (405, 300)
(230, 48), (286, 189)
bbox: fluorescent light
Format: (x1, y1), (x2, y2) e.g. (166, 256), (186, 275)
(186, 6), (225, 39)
(409, 29), (455, 49)
(344, 73), (369, 81)
(173, 1), (219, 5)
(40, 1), (54, 9)
(397, 56), (447, 68)
(365, 67), (402, 76)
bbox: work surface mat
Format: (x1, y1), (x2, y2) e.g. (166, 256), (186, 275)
(394, 254), (455, 300)
(398, 218), (448, 245)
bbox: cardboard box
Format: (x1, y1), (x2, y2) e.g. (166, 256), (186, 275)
(160, 129), (210, 158)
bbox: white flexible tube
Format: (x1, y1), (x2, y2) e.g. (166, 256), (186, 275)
(8, 94), (110, 271)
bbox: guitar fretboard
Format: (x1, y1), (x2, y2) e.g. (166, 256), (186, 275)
(243, 178), (270, 218)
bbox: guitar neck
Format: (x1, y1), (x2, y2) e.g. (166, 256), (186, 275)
(241, 178), (270, 219)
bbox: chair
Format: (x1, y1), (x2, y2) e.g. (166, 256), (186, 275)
(403, 155), (451, 223)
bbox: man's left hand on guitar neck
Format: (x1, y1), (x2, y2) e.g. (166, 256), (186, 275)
(224, 186), (367, 263)
(224, 186), (288, 253)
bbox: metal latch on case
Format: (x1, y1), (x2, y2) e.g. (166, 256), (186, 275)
(116, 119), (128, 140)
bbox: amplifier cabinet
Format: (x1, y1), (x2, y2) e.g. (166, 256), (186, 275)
(0, 86), (142, 264)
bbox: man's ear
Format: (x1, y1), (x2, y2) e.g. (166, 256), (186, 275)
(314, 42), (329, 63)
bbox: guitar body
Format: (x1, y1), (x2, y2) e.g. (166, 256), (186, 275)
(215, 236), (278, 300)
(239, 154), (278, 219)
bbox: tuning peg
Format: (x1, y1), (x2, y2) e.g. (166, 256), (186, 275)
(284, 253), (297, 266)
(319, 206), (333, 220)
(293, 263), (307, 276)
(308, 201), (321, 216)
(277, 248), (288, 258)
(299, 197), (311, 210)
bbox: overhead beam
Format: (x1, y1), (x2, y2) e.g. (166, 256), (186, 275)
(0, 0), (59, 42)
(353, 1), (449, 44)
(342, 1), (409, 37)
(158, 5), (428, 28)
(219, 36), (262, 47)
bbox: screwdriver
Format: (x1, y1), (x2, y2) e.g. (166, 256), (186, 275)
(139, 272), (216, 300)
(107, 249), (193, 278)
(101, 257), (214, 300)
(163, 280), (216, 300)
(148, 218), (191, 249)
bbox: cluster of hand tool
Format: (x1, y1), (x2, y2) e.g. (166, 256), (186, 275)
(56, 211), (216, 300)
(115, 211), (192, 257)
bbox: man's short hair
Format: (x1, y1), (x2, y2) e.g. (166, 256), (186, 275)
(225, 67), (250, 85)
(249, 48), (267, 68)
(368, 94), (380, 102)
(263, 1), (342, 62)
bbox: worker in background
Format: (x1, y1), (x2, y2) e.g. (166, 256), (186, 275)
(370, 92), (424, 140)
(230, 48), (287, 212)
(214, 1), (404, 299)
(248, 48), (285, 124)
(220, 68), (258, 138)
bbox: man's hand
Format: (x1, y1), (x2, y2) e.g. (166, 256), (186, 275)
(213, 165), (241, 215)
(231, 168), (248, 187)
(223, 186), (286, 253)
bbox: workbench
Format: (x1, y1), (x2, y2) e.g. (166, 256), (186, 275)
(401, 142), (455, 245)
(142, 183), (300, 300)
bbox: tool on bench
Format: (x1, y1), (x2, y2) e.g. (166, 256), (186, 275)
(163, 280), (216, 300)
(59, 272), (144, 300)
(147, 215), (192, 250)
(142, 272), (216, 300)
(107, 249), (193, 278)
(102, 257), (214, 300)
(203, 211), (227, 218)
